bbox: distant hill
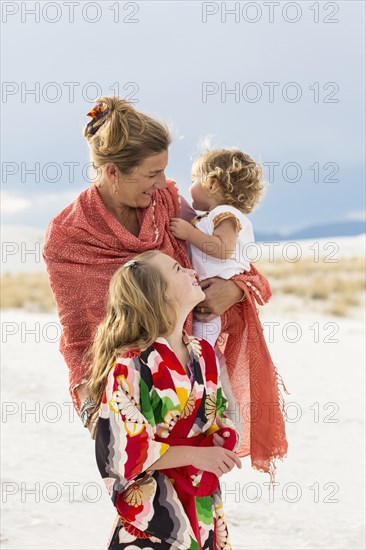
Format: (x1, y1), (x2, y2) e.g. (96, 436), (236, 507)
(1, 223), (365, 275)
(256, 221), (366, 242)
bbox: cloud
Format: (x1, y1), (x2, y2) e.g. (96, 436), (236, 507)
(32, 191), (81, 209)
(1, 191), (30, 215)
(2, 190), (82, 214)
(345, 210), (366, 221)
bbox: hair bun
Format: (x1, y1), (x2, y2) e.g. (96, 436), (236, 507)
(82, 95), (171, 174)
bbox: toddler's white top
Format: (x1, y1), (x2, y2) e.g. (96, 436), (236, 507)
(187, 204), (255, 280)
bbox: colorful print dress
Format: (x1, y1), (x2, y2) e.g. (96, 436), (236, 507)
(95, 331), (240, 550)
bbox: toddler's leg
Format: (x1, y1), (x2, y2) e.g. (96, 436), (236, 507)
(192, 316), (222, 348)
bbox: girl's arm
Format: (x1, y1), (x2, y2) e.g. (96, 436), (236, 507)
(148, 446), (195, 469)
(98, 361), (240, 485)
(169, 217), (238, 260)
(148, 442), (241, 478)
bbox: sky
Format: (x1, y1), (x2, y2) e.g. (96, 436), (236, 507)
(1, 0), (365, 234)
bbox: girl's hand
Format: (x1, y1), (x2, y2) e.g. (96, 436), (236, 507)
(192, 446), (242, 478)
(213, 416), (231, 447)
(193, 277), (244, 322)
(169, 218), (193, 241)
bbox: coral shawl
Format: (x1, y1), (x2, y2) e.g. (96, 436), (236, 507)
(43, 179), (288, 482)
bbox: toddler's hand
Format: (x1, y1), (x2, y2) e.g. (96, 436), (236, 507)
(169, 218), (193, 241)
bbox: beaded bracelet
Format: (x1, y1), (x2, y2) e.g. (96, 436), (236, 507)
(238, 290), (246, 302)
(80, 396), (96, 428)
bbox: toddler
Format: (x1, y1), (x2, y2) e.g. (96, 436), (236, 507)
(170, 148), (264, 347)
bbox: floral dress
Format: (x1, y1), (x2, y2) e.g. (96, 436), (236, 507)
(95, 331), (240, 550)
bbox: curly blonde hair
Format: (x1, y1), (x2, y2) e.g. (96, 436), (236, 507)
(193, 149), (265, 214)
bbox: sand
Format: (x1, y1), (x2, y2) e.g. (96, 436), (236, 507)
(1, 304), (364, 549)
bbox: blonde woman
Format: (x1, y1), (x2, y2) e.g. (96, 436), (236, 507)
(43, 97), (245, 418)
(88, 249), (242, 549)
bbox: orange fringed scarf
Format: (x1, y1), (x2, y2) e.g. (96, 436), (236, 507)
(217, 265), (289, 483)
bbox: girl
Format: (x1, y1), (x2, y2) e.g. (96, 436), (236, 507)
(87, 249), (242, 550)
(169, 149), (263, 348)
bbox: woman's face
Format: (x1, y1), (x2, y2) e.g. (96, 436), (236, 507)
(116, 150), (169, 208)
(150, 252), (205, 309)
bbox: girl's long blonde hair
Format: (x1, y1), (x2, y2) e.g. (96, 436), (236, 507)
(86, 250), (179, 412)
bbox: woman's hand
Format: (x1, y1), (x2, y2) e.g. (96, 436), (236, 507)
(192, 446), (242, 478)
(193, 277), (244, 322)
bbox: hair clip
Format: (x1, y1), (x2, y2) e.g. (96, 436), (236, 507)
(85, 102), (111, 137)
(124, 259), (138, 268)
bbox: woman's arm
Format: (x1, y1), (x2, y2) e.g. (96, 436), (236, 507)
(178, 193), (197, 221)
(43, 266), (101, 415)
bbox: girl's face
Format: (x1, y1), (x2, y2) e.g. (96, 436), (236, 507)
(150, 253), (205, 309)
(189, 170), (212, 212)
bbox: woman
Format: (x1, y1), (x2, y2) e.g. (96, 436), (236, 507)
(43, 96), (288, 485)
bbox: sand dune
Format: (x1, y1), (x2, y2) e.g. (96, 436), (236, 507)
(1, 303), (365, 549)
